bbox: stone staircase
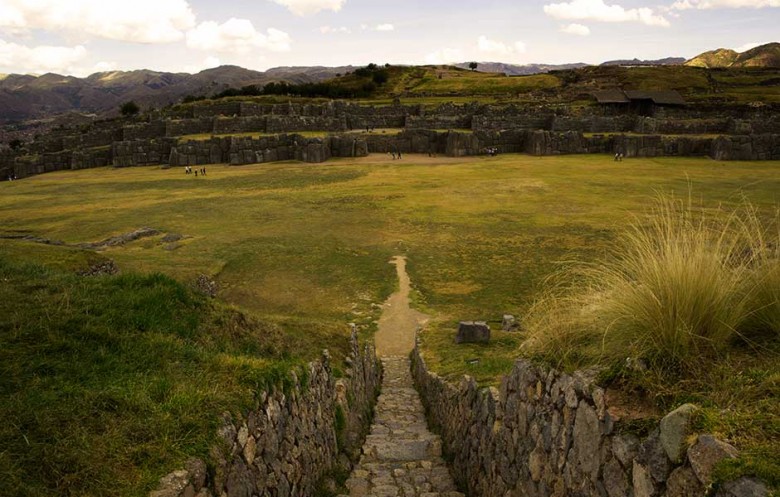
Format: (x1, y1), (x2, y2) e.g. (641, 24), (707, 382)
(340, 356), (464, 497)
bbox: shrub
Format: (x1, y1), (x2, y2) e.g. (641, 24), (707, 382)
(523, 194), (780, 373)
(120, 101), (140, 116)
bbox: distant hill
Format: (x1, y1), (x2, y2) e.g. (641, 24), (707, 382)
(685, 42), (780, 68)
(454, 62), (587, 75)
(0, 65), (351, 123)
(601, 57), (685, 67)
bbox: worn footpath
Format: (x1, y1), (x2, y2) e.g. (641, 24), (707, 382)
(340, 257), (464, 497)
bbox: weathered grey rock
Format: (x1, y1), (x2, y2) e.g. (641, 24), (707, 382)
(666, 466), (703, 497)
(637, 430), (672, 484)
(502, 314), (519, 331)
(687, 435), (738, 485)
(612, 433), (640, 468)
(660, 403), (699, 463)
(573, 400), (601, 479)
(603, 458), (629, 497)
(633, 461), (657, 497)
(455, 321), (491, 344)
(150, 470), (191, 497)
(715, 477), (769, 497)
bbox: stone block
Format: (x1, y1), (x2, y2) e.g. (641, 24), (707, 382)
(687, 435), (738, 485)
(660, 403), (699, 463)
(455, 321), (491, 344)
(502, 314), (519, 331)
(715, 477), (769, 497)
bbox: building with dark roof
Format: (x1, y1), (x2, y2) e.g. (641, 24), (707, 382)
(592, 89), (686, 115)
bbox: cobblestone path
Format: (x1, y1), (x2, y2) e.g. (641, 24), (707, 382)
(340, 257), (464, 497)
(341, 357), (464, 497)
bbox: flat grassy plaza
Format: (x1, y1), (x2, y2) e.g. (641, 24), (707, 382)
(1, 153), (779, 494)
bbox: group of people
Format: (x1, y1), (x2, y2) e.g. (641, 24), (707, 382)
(614, 152), (625, 161)
(6, 173), (17, 181)
(389, 150), (403, 159)
(485, 147), (499, 156)
(184, 166), (207, 176)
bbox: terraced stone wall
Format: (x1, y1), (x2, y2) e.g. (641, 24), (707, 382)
(411, 343), (768, 497)
(149, 331), (381, 497)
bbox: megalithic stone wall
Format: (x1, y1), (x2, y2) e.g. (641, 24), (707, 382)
(410, 340), (768, 497)
(149, 330), (381, 497)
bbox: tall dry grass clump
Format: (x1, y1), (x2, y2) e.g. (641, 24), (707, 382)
(524, 195), (780, 373)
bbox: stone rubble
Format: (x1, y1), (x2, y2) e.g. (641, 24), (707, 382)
(341, 356), (464, 497)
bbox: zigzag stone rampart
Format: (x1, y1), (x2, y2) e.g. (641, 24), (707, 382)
(3, 101), (779, 180)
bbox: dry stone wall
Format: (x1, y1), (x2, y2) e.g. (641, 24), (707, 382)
(150, 331), (381, 497)
(7, 102), (780, 181)
(411, 342), (768, 497)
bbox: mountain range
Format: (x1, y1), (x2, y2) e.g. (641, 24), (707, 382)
(684, 42), (780, 68)
(0, 43), (777, 124)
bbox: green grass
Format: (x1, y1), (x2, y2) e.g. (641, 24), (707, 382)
(0, 243), (303, 496)
(177, 130), (336, 142)
(1, 153), (779, 492)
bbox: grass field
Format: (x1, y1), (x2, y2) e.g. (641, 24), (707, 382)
(1, 153), (779, 493)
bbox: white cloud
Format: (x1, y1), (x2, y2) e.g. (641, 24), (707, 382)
(477, 36), (527, 57)
(544, 0), (671, 26)
(560, 23), (592, 35)
(320, 25), (351, 34)
(186, 19), (291, 53)
(425, 48), (464, 64)
(360, 23), (396, 31)
(0, 0), (196, 43)
(269, 0), (346, 16)
(670, 0), (778, 8)
(736, 41), (772, 51)
(0, 39), (87, 74)
(203, 56), (222, 68)
(92, 61), (118, 72)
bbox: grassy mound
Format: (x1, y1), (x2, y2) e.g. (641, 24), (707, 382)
(0, 242), (302, 497)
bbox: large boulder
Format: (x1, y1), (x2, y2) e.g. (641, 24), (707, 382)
(455, 321), (491, 344)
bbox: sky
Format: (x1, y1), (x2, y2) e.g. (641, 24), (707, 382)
(0, 0), (777, 77)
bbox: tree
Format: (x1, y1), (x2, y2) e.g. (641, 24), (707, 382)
(468, 62), (478, 71)
(8, 139), (23, 150)
(120, 101), (140, 116)
(372, 70), (389, 85)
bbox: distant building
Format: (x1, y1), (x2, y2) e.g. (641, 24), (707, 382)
(592, 89), (686, 116)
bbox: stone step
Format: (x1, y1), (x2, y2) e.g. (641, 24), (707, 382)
(343, 357), (463, 497)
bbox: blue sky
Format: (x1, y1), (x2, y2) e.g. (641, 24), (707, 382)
(0, 0), (777, 76)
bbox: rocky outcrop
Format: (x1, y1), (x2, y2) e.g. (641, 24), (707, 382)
(150, 330), (381, 497)
(411, 340), (767, 497)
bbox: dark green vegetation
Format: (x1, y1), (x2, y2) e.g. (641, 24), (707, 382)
(0, 240), (304, 497)
(1, 154), (778, 493)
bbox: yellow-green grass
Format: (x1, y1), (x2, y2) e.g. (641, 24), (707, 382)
(2, 154), (778, 378)
(177, 130), (334, 142)
(400, 72), (560, 96)
(1, 153), (779, 491)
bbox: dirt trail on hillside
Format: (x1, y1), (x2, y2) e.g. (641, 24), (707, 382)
(374, 256), (430, 357)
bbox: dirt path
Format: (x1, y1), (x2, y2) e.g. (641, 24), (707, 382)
(341, 257), (463, 497)
(374, 256), (429, 357)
